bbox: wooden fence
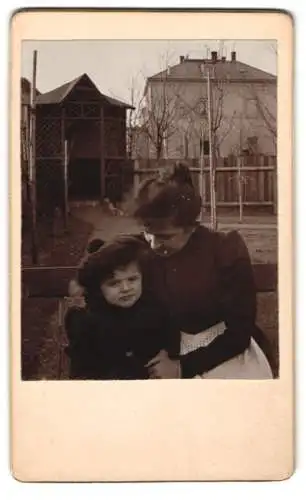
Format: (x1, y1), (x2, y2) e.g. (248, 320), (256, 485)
(133, 156), (277, 213)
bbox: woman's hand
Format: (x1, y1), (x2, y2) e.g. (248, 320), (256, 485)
(67, 279), (86, 308)
(69, 279), (84, 297)
(66, 296), (86, 309)
(146, 350), (181, 379)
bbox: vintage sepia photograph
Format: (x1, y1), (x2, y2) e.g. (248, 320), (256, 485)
(11, 9), (295, 482)
(21, 38), (278, 382)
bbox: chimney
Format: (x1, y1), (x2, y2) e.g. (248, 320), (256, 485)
(231, 51), (236, 62)
(180, 55), (185, 64)
(211, 51), (218, 63)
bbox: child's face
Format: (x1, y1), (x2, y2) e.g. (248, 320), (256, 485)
(100, 262), (142, 308)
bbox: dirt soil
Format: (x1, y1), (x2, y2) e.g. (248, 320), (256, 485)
(21, 215), (93, 380)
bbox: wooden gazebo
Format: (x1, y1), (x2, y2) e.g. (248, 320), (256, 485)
(35, 73), (134, 210)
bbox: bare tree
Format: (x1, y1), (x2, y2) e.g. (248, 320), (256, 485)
(126, 76), (147, 159)
(207, 78), (237, 157)
(140, 76), (184, 160)
(267, 42), (278, 56)
(177, 72), (236, 160)
(233, 78), (277, 157)
(132, 45), (239, 161)
(129, 49), (195, 160)
(178, 70), (234, 229)
(241, 45), (277, 152)
(251, 87), (277, 141)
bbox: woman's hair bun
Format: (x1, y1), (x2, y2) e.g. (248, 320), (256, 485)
(171, 161), (194, 187)
(157, 161), (194, 188)
(87, 238), (105, 254)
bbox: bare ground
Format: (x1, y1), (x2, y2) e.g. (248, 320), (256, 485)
(73, 206), (278, 263)
(21, 215), (93, 380)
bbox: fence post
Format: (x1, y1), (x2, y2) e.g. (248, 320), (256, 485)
(259, 155), (265, 203)
(63, 139), (69, 230)
(199, 128), (206, 220)
(237, 156), (243, 223)
(133, 159), (140, 198)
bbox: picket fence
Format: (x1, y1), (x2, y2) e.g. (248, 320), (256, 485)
(133, 156), (277, 213)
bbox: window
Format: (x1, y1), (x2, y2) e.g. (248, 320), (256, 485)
(200, 139), (209, 155)
(182, 133), (189, 158)
(197, 98), (207, 117)
(178, 103), (186, 118)
(246, 136), (259, 154)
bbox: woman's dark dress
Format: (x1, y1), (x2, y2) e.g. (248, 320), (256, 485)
(138, 225), (272, 378)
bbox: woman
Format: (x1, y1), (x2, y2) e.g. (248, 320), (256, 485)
(131, 163), (273, 379)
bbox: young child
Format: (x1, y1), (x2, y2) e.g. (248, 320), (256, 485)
(65, 236), (180, 380)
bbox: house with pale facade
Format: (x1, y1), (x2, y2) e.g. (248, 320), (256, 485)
(137, 51), (276, 159)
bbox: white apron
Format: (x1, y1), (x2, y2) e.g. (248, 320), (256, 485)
(180, 322), (273, 379)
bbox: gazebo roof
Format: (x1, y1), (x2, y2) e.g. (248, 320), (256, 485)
(36, 73), (133, 109)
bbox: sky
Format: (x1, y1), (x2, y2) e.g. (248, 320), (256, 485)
(21, 40), (277, 105)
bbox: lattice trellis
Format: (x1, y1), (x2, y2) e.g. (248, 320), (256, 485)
(41, 105), (62, 118)
(105, 159), (134, 203)
(104, 117), (126, 157)
(36, 116), (62, 157)
(64, 102), (101, 118)
(65, 102), (82, 118)
(65, 117), (100, 133)
(33, 101), (130, 204)
(36, 159), (65, 216)
(83, 103), (100, 118)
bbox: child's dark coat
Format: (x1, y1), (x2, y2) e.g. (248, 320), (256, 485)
(65, 292), (180, 380)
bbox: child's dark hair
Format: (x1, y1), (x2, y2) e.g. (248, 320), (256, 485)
(78, 235), (147, 293)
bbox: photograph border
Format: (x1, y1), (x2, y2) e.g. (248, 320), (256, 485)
(11, 9), (293, 482)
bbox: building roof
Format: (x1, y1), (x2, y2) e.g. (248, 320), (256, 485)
(148, 56), (276, 83)
(36, 73), (133, 108)
(36, 75), (82, 104)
